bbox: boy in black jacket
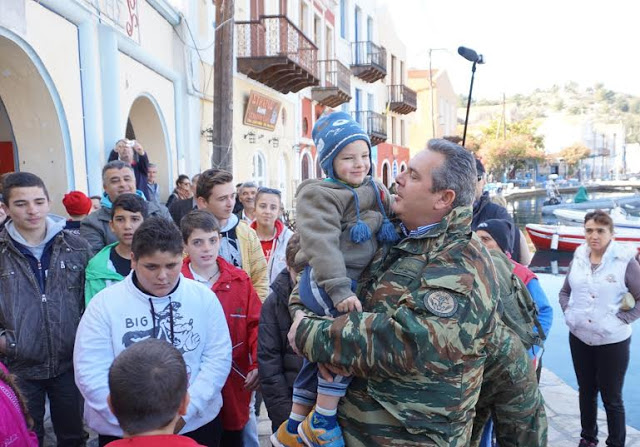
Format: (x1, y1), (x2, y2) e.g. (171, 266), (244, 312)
(0, 172), (91, 446)
(257, 234), (304, 435)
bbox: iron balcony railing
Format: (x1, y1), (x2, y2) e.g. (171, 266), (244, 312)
(388, 84), (417, 110)
(317, 59), (351, 92)
(351, 110), (387, 139)
(351, 41), (387, 71)
(236, 15), (318, 78)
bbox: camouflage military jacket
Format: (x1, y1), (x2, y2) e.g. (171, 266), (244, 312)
(293, 206), (500, 446)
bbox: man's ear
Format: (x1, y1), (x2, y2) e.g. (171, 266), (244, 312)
(178, 391), (190, 416)
(107, 394), (114, 414)
(196, 196), (206, 210)
(435, 189), (456, 210)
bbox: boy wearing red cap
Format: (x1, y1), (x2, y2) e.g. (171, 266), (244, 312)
(63, 190), (93, 234)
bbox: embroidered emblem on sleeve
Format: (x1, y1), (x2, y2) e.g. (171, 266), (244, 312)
(424, 290), (459, 317)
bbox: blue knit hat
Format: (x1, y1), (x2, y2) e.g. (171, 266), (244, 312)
(313, 111), (371, 179)
(313, 111), (398, 245)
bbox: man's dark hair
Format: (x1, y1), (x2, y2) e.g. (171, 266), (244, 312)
(102, 160), (134, 183)
(111, 193), (149, 220)
(427, 139), (477, 208)
(2, 172), (49, 205)
(108, 339), (188, 435)
(180, 210), (220, 243)
(131, 217), (183, 258)
(196, 169), (233, 201)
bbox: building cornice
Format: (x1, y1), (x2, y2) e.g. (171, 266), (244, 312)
(147, 0), (182, 26)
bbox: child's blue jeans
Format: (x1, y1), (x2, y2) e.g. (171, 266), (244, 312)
(292, 266), (356, 406)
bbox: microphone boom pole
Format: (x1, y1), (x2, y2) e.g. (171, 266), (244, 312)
(462, 61), (477, 147)
(457, 46), (484, 147)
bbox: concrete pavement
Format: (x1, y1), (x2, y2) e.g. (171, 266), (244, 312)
(44, 367), (640, 446)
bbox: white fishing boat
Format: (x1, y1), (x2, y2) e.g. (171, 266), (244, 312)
(553, 207), (640, 229)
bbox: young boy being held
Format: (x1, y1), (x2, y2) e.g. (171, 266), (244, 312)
(180, 210), (262, 446)
(85, 193), (148, 304)
(273, 112), (397, 447)
(105, 338), (204, 447)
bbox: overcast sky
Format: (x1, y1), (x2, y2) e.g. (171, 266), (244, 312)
(382, 0), (640, 100)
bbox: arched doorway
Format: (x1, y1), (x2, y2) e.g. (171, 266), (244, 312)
(0, 32), (72, 208)
(301, 152), (312, 181)
(252, 150), (267, 186)
(382, 161), (390, 187)
(126, 95), (171, 200)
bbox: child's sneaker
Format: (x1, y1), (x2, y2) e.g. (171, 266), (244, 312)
(271, 420), (305, 447)
(297, 411), (345, 447)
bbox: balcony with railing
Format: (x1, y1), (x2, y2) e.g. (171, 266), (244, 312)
(351, 111), (387, 146)
(236, 15), (319, 94)
(350, 41), (387, 83)
(311, 60), (352, 107)
(387, 84), (417, 114)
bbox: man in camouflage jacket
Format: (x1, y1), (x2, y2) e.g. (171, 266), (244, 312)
(289, 141), (547, 447)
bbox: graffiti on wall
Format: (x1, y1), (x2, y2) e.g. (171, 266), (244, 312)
(80, 0), (141, 43)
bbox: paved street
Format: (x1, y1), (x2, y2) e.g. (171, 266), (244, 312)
(43, 367), (640, 446)
(541, 368), (640, 447)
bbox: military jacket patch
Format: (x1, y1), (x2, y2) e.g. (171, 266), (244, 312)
(424, 290), (458, 317)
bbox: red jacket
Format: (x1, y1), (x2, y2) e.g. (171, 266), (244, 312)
(510, 258), (537, 286)
(106, 435), (204, 447)
(181, 257), (262, 431)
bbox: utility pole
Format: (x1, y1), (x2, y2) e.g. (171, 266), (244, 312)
(212, 0), (235, 171)
(502, 93), (506, 139)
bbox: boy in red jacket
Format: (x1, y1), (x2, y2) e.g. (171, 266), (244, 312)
(180, 210), (262, 446)
(106, 338), (204, 447)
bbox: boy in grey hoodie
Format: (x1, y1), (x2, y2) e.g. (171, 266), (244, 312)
(0, 172), (92, 446)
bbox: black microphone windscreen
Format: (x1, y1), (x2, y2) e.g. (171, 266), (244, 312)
(458, 46), (480, 63)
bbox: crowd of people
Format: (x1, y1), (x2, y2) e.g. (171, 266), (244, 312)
(0, 116), (638, 447)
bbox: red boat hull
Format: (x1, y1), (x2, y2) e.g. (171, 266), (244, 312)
(526, 224), (640, 253)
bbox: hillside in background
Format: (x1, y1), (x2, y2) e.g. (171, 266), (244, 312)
(460, 82), (640, 145)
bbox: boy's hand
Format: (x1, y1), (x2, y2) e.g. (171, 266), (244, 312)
(336, 296), (362, 313)
(244, 369), (260, 391)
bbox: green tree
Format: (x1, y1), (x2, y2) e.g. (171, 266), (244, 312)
(559, 143), (591, 176)
(554, 99), (565, 111)
(476, 118), (545, 178)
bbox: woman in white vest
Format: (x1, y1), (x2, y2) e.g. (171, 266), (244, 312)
(559, 210), (640, 447)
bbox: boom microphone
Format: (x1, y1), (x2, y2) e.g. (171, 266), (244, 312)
(458, 46), (485, 64)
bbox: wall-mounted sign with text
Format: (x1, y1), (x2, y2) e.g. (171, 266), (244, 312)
(243, 91), (281, 132)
